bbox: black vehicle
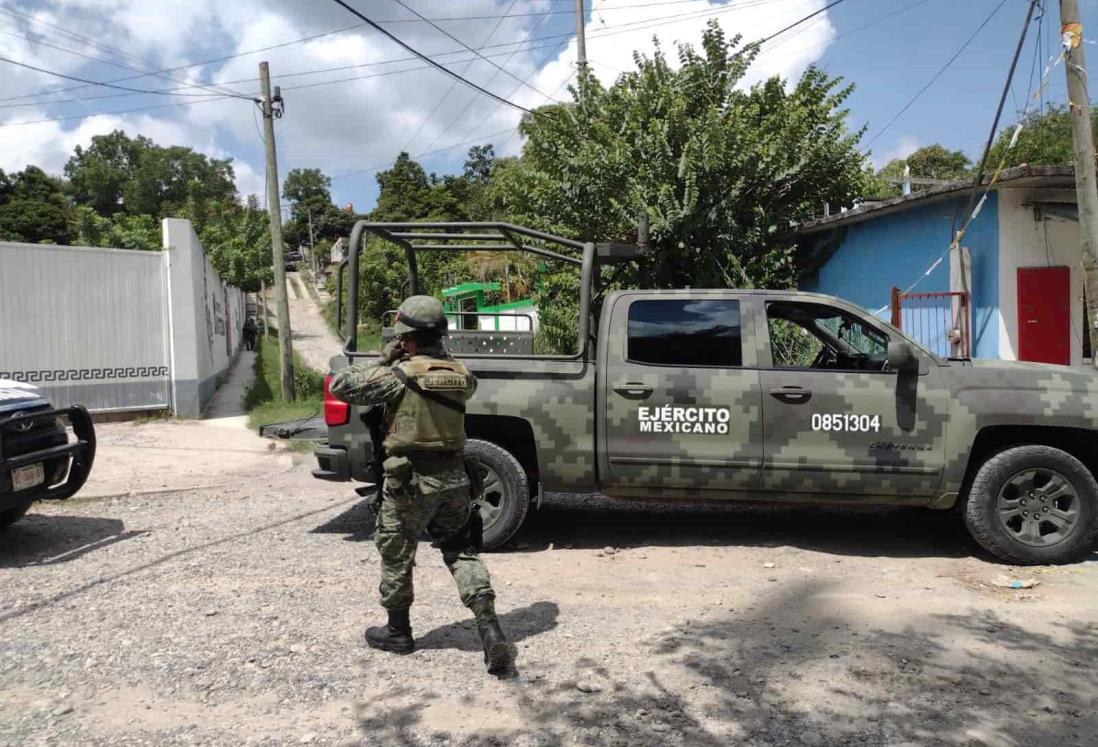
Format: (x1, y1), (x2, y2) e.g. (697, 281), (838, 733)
(0, 379), (96, 528)
(284, 250), (303, 270)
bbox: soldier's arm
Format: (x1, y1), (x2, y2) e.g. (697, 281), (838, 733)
(329, 363), (404, 407)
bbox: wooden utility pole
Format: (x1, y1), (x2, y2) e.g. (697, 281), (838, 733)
(259, 61), (295, 399)
(1059, 0), (1098, 363)
(575, 0), (587, 70)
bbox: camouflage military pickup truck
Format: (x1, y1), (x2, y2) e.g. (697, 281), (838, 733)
(314, 222), (1098, 565)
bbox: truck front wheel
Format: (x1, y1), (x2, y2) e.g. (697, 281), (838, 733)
(964, 445), (1098, 565)
(465, 439), (530, 551)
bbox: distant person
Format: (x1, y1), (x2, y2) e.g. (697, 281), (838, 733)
(242, 317), (257, 351)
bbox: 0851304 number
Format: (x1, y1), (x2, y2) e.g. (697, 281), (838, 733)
(811, 413), (881, 433)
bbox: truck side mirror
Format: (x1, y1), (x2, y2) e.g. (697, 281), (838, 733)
(887, 341), (919, 374)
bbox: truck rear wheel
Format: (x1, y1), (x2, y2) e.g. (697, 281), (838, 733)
(465, 439), (530, 551)
(963, 445), (1098, 565)
(0, 503), (31, 529)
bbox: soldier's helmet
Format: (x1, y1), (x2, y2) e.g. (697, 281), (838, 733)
(393, 295), (448, 336)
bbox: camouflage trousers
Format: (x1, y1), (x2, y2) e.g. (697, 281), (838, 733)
(374, 452), (494, 612)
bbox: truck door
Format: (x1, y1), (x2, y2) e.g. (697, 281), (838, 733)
(757, 298), (949, 496)
(599, 292), (763, 497)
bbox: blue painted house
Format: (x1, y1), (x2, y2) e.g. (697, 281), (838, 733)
(795, 165), (1088, 366)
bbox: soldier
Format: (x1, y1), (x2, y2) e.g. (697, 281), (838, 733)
(329, 295), (514, 674)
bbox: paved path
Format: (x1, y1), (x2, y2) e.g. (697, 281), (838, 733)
(202, 350), (256, 423)
(282, 272), (342, 373)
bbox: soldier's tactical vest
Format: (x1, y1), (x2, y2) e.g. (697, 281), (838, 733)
(384, 356), (475, 455)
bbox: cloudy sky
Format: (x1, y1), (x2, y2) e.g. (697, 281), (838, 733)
(0, 0), (1089, 212)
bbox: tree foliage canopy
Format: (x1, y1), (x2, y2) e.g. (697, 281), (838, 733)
(871, 144), (972, 196)
(282, 167), (354, 249)
(985, 104), (1095, 168)
(0, 166), (74, 244)
(64, 130), (235, 218)
(497, 23), (868, 291)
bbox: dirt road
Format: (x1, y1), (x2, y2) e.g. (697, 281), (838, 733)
(2, 419), (1096, 746)
(274, 272), (342, 373)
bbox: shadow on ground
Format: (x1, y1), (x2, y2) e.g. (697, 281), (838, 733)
(521, 494), (978, 560)
(355, 578), (1098, 746)
(415, 601), (560, 653)
(311, 493), (985, 561)
(0, 513), (141, 569)
(311, 496), (376, 541)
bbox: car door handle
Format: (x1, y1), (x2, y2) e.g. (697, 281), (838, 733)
(613, 382), (653, 399)
(769, 386), (812, 404)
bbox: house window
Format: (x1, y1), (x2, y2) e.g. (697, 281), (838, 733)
(627, 299), (742, 367)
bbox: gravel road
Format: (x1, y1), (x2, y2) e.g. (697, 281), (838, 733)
(2, 427), (1097, 745)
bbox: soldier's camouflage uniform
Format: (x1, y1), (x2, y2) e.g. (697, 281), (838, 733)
(329, 343), (495, 615)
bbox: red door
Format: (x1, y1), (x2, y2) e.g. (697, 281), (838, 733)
(1017, 266), (1070, 365)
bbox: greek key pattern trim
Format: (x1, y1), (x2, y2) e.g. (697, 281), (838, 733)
(0, 366), (170, 383)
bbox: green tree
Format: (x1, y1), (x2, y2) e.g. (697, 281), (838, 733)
(281, 168), (354, 249)
(0, 166), (74, 244)
(64, 130), (145, 215)
(874, 144), (972, 196)
(498, 22), (869, 349)
(283, 167), (331, 205)
(372, 152), (434, 222)
(985, 105), (1092, 168)
(73, 205), (159, 250)
(199, 196), (273, 291)
(64, 130), (236, 219)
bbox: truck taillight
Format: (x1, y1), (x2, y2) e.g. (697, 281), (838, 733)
(323, 375), (349, 426)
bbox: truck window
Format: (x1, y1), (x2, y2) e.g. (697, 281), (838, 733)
(767, 302), (889, 372)
(627, 299), (742, 367)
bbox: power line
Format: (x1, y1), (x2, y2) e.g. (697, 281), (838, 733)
(398, 0), (522, 155)
(388, 0), (560, 103)
(333, 0), (848, 181)
(0, 0), (843, 128)
(372, 0), (782, 23)
(327, 0), (538, 116)
(421, 0), (566, 156)
(0, 0), (780, 109)
(0, 29), (239, 101)
(0, 20), (368, 104)
(0, 52), (251, 99)
(0, 5), (248, 100)
(861, 0), (1009, 151)
(736, 0), (848, 56)
(0, 93), (230, 128)
(330, 125), (521, 182)
(0, 0), (792, 107)
(754, 0), (937, 66)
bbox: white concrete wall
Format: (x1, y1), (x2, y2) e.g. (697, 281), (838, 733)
(996, 188), (1087, 365)
(0, 242), (172, 410)
(163, 219), (246, 417)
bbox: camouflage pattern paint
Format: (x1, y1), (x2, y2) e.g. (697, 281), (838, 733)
(324, 290), (1098, 511)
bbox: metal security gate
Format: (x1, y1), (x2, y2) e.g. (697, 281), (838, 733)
(890, 287), (971, 359)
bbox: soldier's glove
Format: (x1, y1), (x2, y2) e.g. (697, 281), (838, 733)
(380, 340), (405, 366)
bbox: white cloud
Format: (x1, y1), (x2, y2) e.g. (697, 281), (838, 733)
(0, 0), (839, 204)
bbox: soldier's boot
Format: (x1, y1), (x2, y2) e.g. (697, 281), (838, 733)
(365, 609), (415, 654)
(470, 597), (514, 674)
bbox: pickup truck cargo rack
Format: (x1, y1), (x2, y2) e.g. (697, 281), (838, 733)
(338, 222), (644, 361)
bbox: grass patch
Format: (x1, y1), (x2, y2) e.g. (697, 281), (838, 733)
(322, 297), (382, 353)
(244, 336), (324, 431)
(289, 276), (303, 299)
